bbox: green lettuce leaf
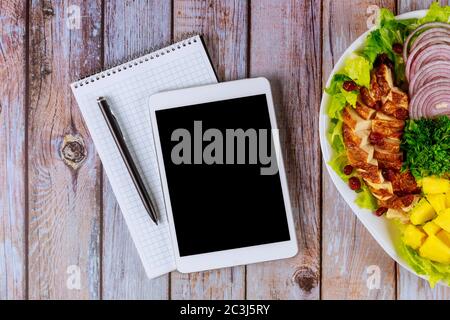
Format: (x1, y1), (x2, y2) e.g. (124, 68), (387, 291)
(378, 6), (395, 23)
(363, 29), (387, 63)
(327, 94), (346, 119)
(417, 2), (450, 24)
(355, 184), (378, 211)
(362, 8), (416, 86)
(328, 149), (349, 181)
(325, 74), (359, 112)
(328, 119), (345, 153)
(363, 8), (406, 62)
(341, 89), (358, 108)
(344, 55), (371, 88)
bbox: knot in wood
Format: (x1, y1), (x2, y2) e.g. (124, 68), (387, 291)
(41, 66), (52, 76)
(292, 266), (318, 293)
(61, 134), (86, 170)
(42, 2), (54, 17)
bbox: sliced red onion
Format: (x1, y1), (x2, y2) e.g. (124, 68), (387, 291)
(410, 29), (450, 52)
(409, 80), (450, 119)
(409, 61), (450, 95)
(404, 23), (450, 119)
(406, 38), (450, 80)
(403, 22), (450, 62)
(414, 94), (450, 118)
(406, 44), (450, 82)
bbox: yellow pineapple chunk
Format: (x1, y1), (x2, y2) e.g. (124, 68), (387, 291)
(422, 177), (450, 194)
(426, 194), (447, 214)
(437, 230), (450, 247)
(419, 235), (450, 264)
(446, 193), (450, 208)
(410, 198), (436, 225)
(423, 221), (441, 236)
(434, 209), (450, 233)
(403, 224), (427, 249)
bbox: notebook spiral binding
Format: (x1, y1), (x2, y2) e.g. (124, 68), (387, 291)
(73, 33), (199, 89)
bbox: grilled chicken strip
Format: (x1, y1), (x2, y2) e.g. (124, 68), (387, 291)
(342, 107), (372, 132)
(342, 60), (419, 211)
(355, 100), (376, 120)
(381, 88), (409, 120)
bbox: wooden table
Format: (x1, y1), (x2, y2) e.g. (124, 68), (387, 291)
(1, 0), (450, 300)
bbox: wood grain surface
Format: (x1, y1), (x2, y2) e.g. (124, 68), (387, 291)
(0, 0), (27, 300)
(246, 0), (322, 299)
(171, 0), (247, 300)
(102, 0), (171, 300)
(28, 0), (102, 299)
(321, 0), (397, 300)
(1, 0), (450, 300)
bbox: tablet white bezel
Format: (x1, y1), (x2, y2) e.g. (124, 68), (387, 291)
(148, 77), (298, 273)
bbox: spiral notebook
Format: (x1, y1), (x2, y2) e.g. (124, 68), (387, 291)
(70, 35), (218, 279)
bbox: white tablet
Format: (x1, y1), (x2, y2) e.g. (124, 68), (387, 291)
(148, 77), (298, 273)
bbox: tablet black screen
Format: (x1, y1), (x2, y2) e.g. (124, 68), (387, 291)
(155, 94), (290, 257)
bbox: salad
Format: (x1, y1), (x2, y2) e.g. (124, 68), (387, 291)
(325, 3), (450, 287)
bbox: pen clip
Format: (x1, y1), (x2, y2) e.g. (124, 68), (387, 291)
(99, 97), (126, 141)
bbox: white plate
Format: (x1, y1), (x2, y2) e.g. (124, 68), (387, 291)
(319, 10), (446, 285)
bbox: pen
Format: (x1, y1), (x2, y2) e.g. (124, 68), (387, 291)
(97, 97), (158, 225)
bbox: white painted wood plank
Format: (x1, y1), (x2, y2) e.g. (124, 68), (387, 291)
(0, 0), (27, 300)
(171, 0), (247, 299)
(28, 0), (102, 299)
(246, 0), (322, 299)
(102, 0), (172, 299)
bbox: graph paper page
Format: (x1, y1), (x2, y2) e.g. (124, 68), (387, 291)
(70, 36), (217, 278)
